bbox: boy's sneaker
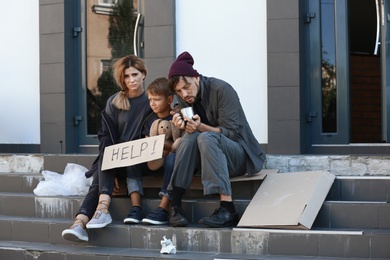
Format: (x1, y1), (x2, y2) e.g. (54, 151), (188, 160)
(85, 211), (112, 229)
(123, 206), (142, 224)
(142, 207), (168, 225)
(62, 224), (88, 242)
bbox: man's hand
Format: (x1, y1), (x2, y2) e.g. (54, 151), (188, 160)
(171, 111), (186, 129)
(184, 114), (201, 133)
(171, 111), (201, 133)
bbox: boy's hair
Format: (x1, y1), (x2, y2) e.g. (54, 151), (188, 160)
(146, 77), (173, 98)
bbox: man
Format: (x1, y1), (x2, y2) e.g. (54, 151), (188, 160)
(167, 51), (266, 228)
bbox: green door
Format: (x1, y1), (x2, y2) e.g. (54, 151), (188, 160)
(381, 0), (390, 141)
(307, 0), (350, 145)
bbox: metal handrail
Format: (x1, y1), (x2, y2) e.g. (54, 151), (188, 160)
(374, 0), (380, 55)
(133, 12), (142, 56)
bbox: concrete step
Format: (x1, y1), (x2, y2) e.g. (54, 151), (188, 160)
(0, 241), (368, 260)
(328, 176), (390, 202)
(314, 201), (390, 229)
(3, 170), (390, 201)
(0, 215), (389, 259)
(0, 171), (262, 200)
(0, 172), (42, 193)
(0, 192), (250, 223)
(1, 173), (390, 228)
(2, 154), (390, 259)
(0, 240), (241, 260)
(2, 190), (390, 230)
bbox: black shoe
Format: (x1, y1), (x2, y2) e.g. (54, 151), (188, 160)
(142, 207), (168, 225)
(123, 206), (142, 224)
(199, 207), (239, 228)
(168, 207), (188, 227)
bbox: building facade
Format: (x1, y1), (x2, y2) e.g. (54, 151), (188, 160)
(3, 0), (390, 155)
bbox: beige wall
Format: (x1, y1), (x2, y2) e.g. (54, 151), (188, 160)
(40, 0), (66, 153)
(266, 0), (301, 154)
(140, 0), (176, 87)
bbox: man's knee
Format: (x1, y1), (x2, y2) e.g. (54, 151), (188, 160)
(181, 132), (199, 143)
(197, 132), (219, 149)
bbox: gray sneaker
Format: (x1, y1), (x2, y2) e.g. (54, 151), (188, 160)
(62, 224), (88, 242)
(86, 211), (112, 229)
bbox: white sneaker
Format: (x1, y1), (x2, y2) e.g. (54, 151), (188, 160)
(86, 211), (112, 229)
(62, 224), (88, 242)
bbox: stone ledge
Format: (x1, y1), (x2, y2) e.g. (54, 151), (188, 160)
(265, 155), (390, 176)
(2, 154), (390, 176)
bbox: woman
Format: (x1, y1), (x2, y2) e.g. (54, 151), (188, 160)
(62, 54), (152, 242)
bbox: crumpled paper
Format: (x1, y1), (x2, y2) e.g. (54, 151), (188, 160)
(160, 236), (176, 254)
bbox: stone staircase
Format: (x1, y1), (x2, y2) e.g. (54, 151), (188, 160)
(0, 154), (389, 259)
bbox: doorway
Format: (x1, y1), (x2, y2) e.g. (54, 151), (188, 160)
(76, 0), (139, 152)
(349, 0), (382, 143)
(307, 0), (390, 147)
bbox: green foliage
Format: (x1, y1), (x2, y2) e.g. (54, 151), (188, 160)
(108, 0), (136, 59)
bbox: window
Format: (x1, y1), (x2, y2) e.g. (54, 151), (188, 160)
(85, 0), (138, 135)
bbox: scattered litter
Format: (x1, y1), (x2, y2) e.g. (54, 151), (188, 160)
(33, 163), (91, 196)
(160, 236), (176, 254)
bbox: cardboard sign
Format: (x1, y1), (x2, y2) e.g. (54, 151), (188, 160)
(101, 135), (165, 171)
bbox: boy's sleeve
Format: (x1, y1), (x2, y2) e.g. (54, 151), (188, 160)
(142, 113), (155, 137)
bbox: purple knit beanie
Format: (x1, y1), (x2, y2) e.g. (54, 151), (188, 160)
(168, 51), (199, 79)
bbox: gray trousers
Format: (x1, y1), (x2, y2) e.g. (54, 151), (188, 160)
(168, 132), (246, 196)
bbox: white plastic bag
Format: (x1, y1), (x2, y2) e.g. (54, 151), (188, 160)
(33, 163), (92, 196)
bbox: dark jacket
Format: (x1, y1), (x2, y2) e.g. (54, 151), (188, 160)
(85, 109), (118, 178)
(178, 75), (266, 175)
(85, 106), (153, 178)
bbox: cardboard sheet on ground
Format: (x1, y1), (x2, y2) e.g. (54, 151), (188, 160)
(237, 170), (335, 230)
(101, 135), (165, 171)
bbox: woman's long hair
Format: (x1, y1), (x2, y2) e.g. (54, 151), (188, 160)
(111, 55), (147, 110)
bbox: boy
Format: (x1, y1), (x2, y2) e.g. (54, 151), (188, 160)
(124, 77), (177, 225)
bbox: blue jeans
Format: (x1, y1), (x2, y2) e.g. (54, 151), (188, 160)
(127, 153), (175, 199)
(160, 153), (175, 199)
